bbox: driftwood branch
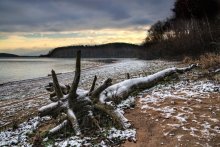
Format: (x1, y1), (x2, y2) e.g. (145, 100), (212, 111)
(89, 75), (97, 93)
(49, 120), (68, 135)
(51, 70), (63, 99)
(68, 50), (81, 99)
(90, 78), (112, 102)
(67, 109), (81, 136)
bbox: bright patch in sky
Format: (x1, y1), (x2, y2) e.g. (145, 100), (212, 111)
(0, 27), (149, 55)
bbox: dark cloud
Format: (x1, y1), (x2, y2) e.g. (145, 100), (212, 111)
(0, 0), (174, 32)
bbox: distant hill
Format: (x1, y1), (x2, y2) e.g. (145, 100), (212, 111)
(42, 43), (142, 58)
(0, 53), (19, 57)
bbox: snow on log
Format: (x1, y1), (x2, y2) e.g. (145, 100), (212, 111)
(49, 120), (68, 135)
(99, 64), (197, 104)
(113, 109), (130, 128)
(67, 109), (81, 136)
(38, 102), (60, 117)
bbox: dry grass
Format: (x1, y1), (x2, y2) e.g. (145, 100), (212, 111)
(183, 53), (220, 70)
(197, 53), (220, 69)
(183, 53), (220, 81)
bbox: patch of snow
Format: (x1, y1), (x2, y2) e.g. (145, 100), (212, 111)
(213, 126), (220, 133)
(176, 135), (183, 141)
(55, 136), (92, 147)
(174, 113), (188, 124)
(107, 127), (136, 142)
(160, 106), (176, 119)
(209, 118), (219, 123)
(167, 124), (181, 128)
(55, 128), (136, 147)
(189, 127), (199, 137)
(117, 96), (135, 110)
(0, 116), (51, 146)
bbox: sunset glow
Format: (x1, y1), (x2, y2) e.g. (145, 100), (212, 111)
(0, 27), (149, 55)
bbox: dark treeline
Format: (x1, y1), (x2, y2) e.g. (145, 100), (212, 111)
(42, 43), (142, 58)
(0, 53), (19, 57)
(142, 0), (220, 60)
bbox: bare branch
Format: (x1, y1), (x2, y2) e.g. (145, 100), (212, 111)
(89, 75), (97, 93)
(68, 50), (81, 99)
(51, 70), (63, 98)
(91, 78), (112, 102)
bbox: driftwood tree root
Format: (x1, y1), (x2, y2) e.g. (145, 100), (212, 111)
(38, 50), (197, 137)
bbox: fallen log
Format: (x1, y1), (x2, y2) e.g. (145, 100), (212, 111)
(38, 50), (197, 137)
(99, 64), (197, 104)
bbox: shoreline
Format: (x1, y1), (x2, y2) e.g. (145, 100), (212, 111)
(0, 58), (122, 85)
(0, 59), (176, 129)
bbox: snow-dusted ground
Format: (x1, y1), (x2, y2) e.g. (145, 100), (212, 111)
(0, 59), (176, 128)
(0, 58), (219, 146)
(0, 96), (136, 146)
(138, 78), (220, 146)
(0, 59), (178, 146)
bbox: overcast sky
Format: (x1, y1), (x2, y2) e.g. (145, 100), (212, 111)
(0, 0), (174, 55)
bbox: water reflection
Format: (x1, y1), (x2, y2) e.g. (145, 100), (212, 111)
(0, 58), (76, 84)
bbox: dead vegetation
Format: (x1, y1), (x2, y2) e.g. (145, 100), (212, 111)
(183, 53), (220, 81)
(183, 53), (220, 70)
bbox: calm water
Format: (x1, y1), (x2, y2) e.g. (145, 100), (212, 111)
(0, 58), (78, 84)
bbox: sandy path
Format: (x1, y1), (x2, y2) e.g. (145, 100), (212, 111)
(0, 59), (175, 129)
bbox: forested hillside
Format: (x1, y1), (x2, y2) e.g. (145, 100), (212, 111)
(0, 53), (19, 57)
(43, 43), (141, 58)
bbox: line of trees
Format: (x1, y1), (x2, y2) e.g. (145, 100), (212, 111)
(142, 0), (220, 59)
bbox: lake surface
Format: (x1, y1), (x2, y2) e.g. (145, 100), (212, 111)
(0, 58), (99, 84)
